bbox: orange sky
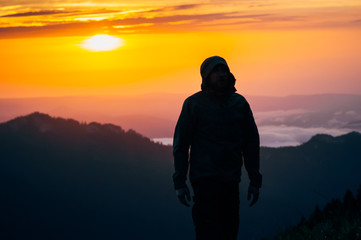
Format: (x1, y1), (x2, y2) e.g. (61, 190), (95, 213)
(1, 0), (361, 98)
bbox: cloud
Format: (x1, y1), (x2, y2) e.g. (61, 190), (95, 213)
(0, 11), (276, 38)
(192, 14), (304, 29)
(346, 110), (356, 116)
(153, 126), (354, 147)
(0, 0), (124, 7)
(122, 4), (200, 14)
(1, 8), (129, 18)
(260, 15), (304, 22)
(152, 138), (172, 146)
(254, 107), (361, 130)
(259, 126), (353, 147)
(1, 10), (75, 17)
(134, 12), (270, 24)
(1, 1), (360, 38)
(248, 2), (279, 8)
(171, 4), (200, 11)
(0, 5), (22, 10)
(0, 21), (106, 38)
(254, 109), (310, 124)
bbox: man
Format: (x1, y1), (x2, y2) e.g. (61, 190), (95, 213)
(173, 56), (262, 240)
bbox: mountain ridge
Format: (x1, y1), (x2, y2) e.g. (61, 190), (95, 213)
(3, 111), (360, 148)
(1, 93), (361, 139)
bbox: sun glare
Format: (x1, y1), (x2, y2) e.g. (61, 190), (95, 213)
(81, 34), (124, 52)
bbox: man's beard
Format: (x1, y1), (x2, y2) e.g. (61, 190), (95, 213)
(208, 78), (230, 93)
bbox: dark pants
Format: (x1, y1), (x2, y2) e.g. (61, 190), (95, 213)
(192, 180), (240, 240)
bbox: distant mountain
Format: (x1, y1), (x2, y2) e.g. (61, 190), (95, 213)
(0, 112), (361, 239)
(0, 93), (185, 138)
(0, 112), (188, 240)
(1, 93), (360, 138)
(241, 131), (361, 239)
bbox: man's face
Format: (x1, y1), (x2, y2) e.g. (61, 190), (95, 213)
(208, 64), (230, 91)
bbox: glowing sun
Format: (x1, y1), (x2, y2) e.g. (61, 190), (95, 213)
(82, 34), (124, 52)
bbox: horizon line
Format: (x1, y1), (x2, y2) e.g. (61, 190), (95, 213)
(1, 92), (361, 100)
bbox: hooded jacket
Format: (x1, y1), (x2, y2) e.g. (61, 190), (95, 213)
(173, 56), (262, 190)
(172, 90), (262, 189)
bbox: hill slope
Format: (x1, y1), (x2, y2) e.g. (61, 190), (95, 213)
(0, 112), (187, 240)
(240, 131), (361, 239)
(0, 112), (361, 239)
(271, 187), (361, 239)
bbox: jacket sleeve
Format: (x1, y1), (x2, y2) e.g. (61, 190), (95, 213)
(172, 98), (195, 189)
(242, 101), (262, 188)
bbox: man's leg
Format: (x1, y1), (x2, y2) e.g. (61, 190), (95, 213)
(192, 180), (222, 240)
(219, 182), (240, 240)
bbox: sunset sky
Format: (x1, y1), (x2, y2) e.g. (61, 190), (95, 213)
(1, 0), (361, 98)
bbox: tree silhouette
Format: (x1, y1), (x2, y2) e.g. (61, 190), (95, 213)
(272, 185), (361, 240)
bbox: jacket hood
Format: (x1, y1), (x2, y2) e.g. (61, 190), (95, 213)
(200, 56), (236, 96)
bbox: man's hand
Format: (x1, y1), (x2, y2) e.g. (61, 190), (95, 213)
(247, 185), (260, 207)
(176, 186), (191, 207)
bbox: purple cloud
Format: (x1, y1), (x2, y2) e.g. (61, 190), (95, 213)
(171, 4), (200, 10)
(0, 11), (275, 38)
(1, 10), (74, 17)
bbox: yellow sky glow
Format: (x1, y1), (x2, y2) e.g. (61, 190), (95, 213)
(0, 0), (361, 98)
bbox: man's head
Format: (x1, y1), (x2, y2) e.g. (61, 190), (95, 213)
(200, 56), (229, 80)
(200, 56), (236, 94)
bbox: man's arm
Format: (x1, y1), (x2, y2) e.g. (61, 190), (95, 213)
(242, 101), (262, 206)
(173, 98), (195, 190)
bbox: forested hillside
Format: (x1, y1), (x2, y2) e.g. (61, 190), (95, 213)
(1, 112), (361, 239)
(270, 187), (361, 239)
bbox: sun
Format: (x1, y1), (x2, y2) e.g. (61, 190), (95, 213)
(81, 34), (124, 52)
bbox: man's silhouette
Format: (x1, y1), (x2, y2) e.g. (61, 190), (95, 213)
(173, 56), (262, 240)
